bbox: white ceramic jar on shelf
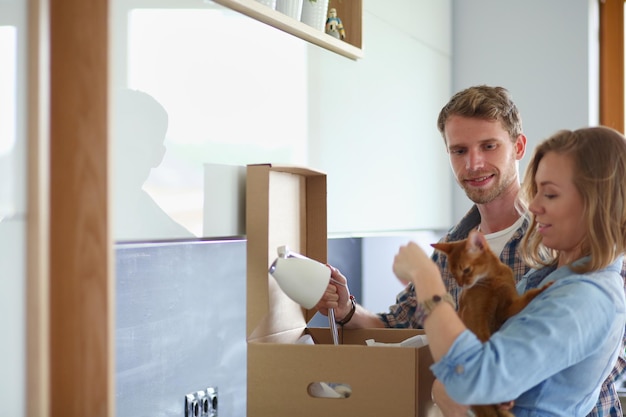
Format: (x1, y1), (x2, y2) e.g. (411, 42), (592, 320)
(300, 0), (329, 32)
(276, 0), (303, 20)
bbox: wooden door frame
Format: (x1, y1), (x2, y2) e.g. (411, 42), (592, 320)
(599, 0), (624, 133)
(29, 0), (113, 415)
(26, 0), (49, 415)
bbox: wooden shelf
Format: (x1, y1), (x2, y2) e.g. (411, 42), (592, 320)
(213, 0), (364, 60)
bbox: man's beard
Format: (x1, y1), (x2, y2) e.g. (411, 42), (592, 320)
(461, 167), (517, 205)
(464, 181), (505, 204)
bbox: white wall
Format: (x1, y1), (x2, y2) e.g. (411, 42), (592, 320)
(0, 220), (25, 417)
(110, 5), (311, 241)
(110, 0), (454, 242)
(450, 0), (598, 220)
(312, 0), (454, 235)
(0, 1), (27, 416)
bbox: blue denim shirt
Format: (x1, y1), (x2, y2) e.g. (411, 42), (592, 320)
(431, 257), (626, 417)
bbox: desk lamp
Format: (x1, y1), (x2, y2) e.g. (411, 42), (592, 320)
(269, 245), (339, 345)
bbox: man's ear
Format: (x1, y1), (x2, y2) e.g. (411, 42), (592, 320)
(515, 133), (527, 160)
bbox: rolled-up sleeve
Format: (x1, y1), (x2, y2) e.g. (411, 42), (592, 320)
(429, 275), (622, 406)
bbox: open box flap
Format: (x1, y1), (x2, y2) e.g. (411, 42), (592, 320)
(246, 164), (327, 341)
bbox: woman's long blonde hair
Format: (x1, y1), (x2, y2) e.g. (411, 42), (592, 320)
(519, 126), (626, 273)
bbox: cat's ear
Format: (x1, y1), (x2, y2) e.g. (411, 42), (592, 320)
(467, 230), (487, 254)
(431, 242), (453, 254)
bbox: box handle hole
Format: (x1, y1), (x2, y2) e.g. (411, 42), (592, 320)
(307, 382), (352, 398)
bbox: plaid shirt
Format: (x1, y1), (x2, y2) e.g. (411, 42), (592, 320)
(378, 205), (625, 417)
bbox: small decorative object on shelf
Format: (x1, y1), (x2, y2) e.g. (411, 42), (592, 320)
(325, 7), (345, 40)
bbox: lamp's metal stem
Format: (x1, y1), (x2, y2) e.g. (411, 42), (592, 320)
(328, 308), (339, 345)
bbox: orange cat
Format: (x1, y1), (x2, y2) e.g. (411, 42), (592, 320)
(431, 230), (552, 417)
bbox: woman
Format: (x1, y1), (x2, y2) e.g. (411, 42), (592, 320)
(393, 126), (626, 416)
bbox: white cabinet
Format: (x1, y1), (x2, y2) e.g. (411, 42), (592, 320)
(110, 0), (453, 241)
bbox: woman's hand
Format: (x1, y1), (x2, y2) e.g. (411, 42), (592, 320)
(394, 242), (461, 362)
(314, 266), (351, 319)
(393, 241), (440, 287)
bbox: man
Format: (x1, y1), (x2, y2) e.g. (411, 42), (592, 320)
(317, 85), (624, 416)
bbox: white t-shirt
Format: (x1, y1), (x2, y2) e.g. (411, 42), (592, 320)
(483, 216), (525, 257)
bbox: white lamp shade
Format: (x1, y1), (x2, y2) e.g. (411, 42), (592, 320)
(269, 256), (330, 309)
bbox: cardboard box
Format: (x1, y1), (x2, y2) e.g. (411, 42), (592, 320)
(246, 164), (436, 416)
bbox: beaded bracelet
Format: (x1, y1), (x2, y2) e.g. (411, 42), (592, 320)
(420, 293), (456, 319)
(335, 295), (356, 326)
